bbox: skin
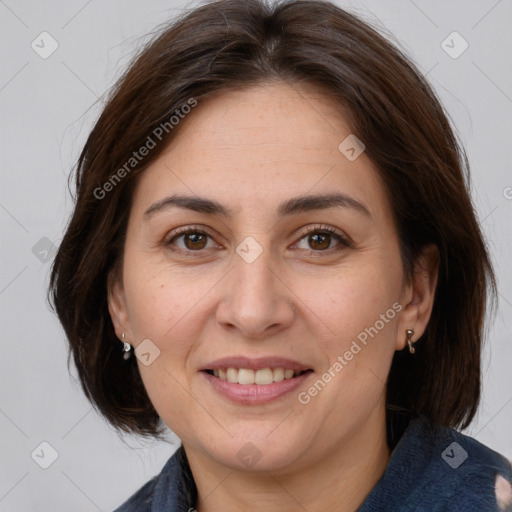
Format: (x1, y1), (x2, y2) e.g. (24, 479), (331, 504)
(109, 81), (439, 512)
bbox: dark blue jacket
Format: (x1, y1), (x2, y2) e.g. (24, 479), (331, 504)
(114, 415), (512, 511)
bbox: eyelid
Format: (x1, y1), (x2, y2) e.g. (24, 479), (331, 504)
(295, 224), (348, 240)
(166, 224), (216, 238)
(292, 224), (353, 250)
(164, 224), (219, 247)
(164, 223), (352, 255)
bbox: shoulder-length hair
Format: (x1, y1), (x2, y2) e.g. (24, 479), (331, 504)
(49, 0), (496, 437)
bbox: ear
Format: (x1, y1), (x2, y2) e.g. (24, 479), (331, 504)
(107, 267), (132, 343)
(396, 244), (440, 350)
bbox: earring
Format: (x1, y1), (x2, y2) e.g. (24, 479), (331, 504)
(122, 333), (132, 360)
(406, 329), (415, 354)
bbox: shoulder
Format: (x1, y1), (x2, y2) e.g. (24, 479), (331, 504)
(405, 416), (512, 510)
(112, 475), (158, 512)
(112, 445), (194, 512)
(359, 415), (512, 511)
(430, 420), (512, 509)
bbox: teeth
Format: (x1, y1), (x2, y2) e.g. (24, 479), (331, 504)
(213, 367), (304, 385)
(238, 368), (255, 385)
(284, 369), (294, 379)
(226, 368), (238, 383)
(254, 368), (273, 385)
(273, 367), (284, 382)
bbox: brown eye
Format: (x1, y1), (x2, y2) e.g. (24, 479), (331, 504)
(295, 225), (351, 253)
(182, 232), (207, 250)
(308, 232), (332, 250)
(166, 227), (215, 253)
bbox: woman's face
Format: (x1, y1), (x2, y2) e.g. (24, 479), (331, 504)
(109, 81), (433, 473)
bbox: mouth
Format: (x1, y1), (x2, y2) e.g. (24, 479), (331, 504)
(200, 356), (314, 404)
(203, 367), (312, 385)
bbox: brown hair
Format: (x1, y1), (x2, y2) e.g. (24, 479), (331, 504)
(49, 0), (496, 437)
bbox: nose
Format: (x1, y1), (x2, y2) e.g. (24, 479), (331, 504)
(215, 242), (295, 339)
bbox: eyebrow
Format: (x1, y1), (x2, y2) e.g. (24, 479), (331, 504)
(143, 193), (371, 220)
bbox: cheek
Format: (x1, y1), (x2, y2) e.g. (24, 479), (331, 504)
(121, 274), (196, 406)
(294, 260), (401, 405)
(126, 280), (182, 340)
(294, 260), (401, 345)
(124, 269), (202, 426)
(123, 257), (210, 346)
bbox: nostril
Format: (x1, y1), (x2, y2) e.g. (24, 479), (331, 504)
(495, 474), (512, 511)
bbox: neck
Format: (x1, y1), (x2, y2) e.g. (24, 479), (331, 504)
(185, 407), (391, 512)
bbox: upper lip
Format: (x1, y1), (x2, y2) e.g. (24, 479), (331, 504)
(201, 356), (312, 372)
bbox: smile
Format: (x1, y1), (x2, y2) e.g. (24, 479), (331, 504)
(205, 367), (309, 385)
(200, 356), (314, 404)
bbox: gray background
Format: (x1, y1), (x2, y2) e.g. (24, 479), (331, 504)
(1, 0), (511, 510)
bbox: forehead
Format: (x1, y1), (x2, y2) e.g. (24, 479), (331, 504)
(130, 81), (392, 226)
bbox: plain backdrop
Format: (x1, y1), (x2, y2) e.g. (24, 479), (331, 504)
(0, 0), (511, 510)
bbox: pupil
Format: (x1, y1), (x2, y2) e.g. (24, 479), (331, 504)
(311, 233), (329, 250)
(186, 233), (205, 249)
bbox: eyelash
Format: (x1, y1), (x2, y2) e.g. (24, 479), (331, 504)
(164, 224), (352, 257)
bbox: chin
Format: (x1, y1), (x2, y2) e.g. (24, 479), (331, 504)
(203, 432), (312, 473)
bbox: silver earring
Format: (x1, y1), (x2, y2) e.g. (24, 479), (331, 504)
(406, 329), (415, 354)
(122, 333), (132, 360)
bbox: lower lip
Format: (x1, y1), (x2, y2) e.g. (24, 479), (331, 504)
(201, 371), (313, 405)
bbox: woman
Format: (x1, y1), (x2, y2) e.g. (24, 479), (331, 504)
(49, 0), (512, 510)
